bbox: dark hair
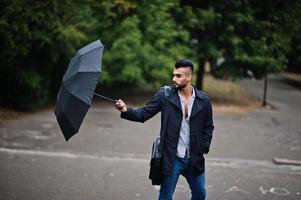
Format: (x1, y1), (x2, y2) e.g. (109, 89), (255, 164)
(175, 59), (194, 72)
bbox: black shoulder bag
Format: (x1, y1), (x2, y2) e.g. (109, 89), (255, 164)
(149, 86), (170, 185)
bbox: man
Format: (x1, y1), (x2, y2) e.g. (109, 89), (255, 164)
(115, 59), (214, 200)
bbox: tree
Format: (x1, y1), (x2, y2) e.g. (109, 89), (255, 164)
(0, 0), (96, 110)
(178, 0), (301, 89)
(93, 0), (192, 88)
(286, 2), (301, 73)
(0, 0), (193, 109)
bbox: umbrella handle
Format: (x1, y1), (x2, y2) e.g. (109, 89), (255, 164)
(94, 93), (117, 103)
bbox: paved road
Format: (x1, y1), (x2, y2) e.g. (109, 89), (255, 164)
(0, 75), (300, 200)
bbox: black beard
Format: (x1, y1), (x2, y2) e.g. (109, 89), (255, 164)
(175, 83), (187, 90)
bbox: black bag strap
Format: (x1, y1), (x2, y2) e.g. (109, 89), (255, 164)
(158, 86), (171, 154)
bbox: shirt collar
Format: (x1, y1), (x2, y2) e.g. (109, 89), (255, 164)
(178, 87), (195, 99)
(192, 87), (195, 99)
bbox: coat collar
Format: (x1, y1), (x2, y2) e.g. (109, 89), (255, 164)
(167, 85), (205, 118)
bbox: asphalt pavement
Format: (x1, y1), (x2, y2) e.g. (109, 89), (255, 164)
(0, 75), (300, 200)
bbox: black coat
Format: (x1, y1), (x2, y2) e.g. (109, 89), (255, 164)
(121, 86), (214, 176)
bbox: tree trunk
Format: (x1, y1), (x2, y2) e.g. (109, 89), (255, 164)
(196, 57), (205, 90)
(262, 74), (268, 106)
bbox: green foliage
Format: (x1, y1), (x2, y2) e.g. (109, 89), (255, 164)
(17, 69), (48, 110)
(97, 0), (192, 88)
(0, 0), (96, 110)
(1, 0), (300, 110)
(288, 34), (301, 72)
(286, 1), (301, 72)
(103, 15), (145, 86)
(180, 0), (301, 82)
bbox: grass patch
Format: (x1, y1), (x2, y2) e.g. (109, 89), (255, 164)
(203, 75), (261, 114)
(281, 72), (301, 90)
(282, 72), (301, 82)
(0, 107), (27, 125)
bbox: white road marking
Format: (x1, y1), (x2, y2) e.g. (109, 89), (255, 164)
(226, 186), (250, 194)
(0, 147), (146, 162)
(1, 147), (301, 172)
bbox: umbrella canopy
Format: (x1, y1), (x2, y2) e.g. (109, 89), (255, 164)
(55, 40), (104, 141)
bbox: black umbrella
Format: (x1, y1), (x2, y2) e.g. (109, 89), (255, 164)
(55, 40), (115, 141)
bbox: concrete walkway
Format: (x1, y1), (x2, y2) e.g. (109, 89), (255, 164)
(0, 75), (300, 200)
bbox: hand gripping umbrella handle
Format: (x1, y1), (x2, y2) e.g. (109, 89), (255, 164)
(94, 93), (117, 103)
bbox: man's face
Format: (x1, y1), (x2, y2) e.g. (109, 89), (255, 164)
(172, 67), (192, 90)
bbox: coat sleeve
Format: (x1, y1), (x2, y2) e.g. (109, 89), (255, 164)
(120, 89), (164, 123)
(203, 99), (214, 154)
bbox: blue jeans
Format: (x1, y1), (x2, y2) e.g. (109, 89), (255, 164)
(158, 156), (206, 200)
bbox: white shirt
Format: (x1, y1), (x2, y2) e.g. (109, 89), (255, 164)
(176, 88), (195, 158)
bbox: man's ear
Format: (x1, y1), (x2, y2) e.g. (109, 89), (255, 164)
(187, 73), (192, 81)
